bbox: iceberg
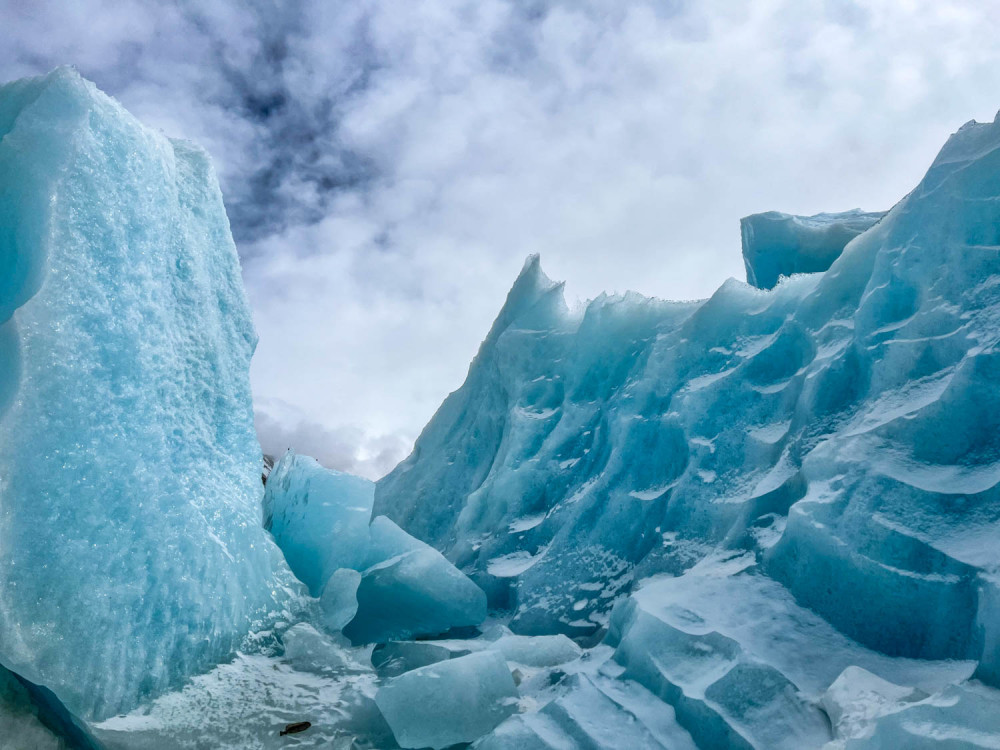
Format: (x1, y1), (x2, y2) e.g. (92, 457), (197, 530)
(0, 69), (299, 720)
(741, 209), (886, 290)
(375, 651), (519, 749)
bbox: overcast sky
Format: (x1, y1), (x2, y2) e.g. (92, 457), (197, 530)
(3, 0), (1000, 478)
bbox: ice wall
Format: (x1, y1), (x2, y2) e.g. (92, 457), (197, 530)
(741, 209), (885, 289)
(375, 110), (1000, 684)
(0, 69), (300, 720)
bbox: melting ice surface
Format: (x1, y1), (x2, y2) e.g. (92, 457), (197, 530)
(3, 68), (1000, 749)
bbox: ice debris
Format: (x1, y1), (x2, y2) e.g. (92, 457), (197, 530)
(0, 68), (299, 721)
(375, 651), (519, 749)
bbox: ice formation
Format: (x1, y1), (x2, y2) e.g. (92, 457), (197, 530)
(263, 450), (375, 595)
(375, 651), (519, 748)
(263, 450), (487, 643)
(0, 68), (299, 721)
(4, 66), (1000, 749)
(741, 209), (886, 289)
(373, 110), (1000, 746)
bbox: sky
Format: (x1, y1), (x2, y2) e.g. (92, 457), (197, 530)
(3, 0), (1000, 479)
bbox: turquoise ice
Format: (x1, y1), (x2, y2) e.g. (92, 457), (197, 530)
(264, 449), (375, 595)
(741, 208), (885, 290)
(263, 450), (487, 643)
(375, 109), (1000, 714)
(0, 69), (300, 721)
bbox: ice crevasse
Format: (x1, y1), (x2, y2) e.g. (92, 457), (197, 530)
(0, 68), (301, 722)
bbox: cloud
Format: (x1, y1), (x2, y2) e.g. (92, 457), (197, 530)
(3, 0), (1000, 477)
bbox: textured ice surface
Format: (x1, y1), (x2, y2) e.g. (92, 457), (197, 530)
(475, 672), (699, 750)
(263, 450), (374, 595)
(376, 112), (1000, 666)
(375, 650), (519, 749)
(344, 515), (488, 644)
(374, 111), (1000, 745)
(0, 69), (298, 720)
(741, 209), (886, 290)
(844, 682), (1000, 749)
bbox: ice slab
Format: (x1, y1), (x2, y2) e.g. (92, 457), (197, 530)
(741, 209), (885, 290)
(343, 516), (487, 644)
(844, 682), (1000, 749)
(822, 666), (926, 744)
(370, 639), (484, 678)
(491, 634), (581, 668)
(264, 450), (374, 595)
(375, 651), (519, 749)
(0, 68), (298, 720)
(475, 672), (698, 750)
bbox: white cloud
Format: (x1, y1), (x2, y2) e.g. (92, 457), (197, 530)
(3, 0), (1000, 477)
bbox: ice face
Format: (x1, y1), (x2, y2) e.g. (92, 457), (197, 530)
(263, 450), (374, 595)
(0, 69), (300, 720)
(740, 209), (886, 290)
(375, 112), (1000, 680)
(375, 651), (519, 749)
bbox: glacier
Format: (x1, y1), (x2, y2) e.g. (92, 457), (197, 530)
(371, 110), (1000, 746)
(4, 66), (1000, 749)
(0, 68), (300, 723)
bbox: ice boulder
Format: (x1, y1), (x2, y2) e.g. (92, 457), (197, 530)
(371, 639), (484, 678)
(741, 209), (885, 289)
(0, 68), (299, 719)
(262, 452), (487, 642)
(343, 515), (487, 644)
(490, 634), (581, 668)
(375, 651), (519, 749)
(281, 623), (356, 674)
(263, 449), (374, 595)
